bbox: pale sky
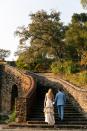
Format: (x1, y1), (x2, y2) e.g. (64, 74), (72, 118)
(0, 0), (86, 61)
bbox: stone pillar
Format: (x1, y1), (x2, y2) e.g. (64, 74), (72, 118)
(15, 97), (27, 122)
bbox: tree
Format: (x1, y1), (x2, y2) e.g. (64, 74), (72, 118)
(65, 13), (87, 63)
(15, 10), (66, 70)
(81, 0), (87, 9)
(0, 49), (10, 60)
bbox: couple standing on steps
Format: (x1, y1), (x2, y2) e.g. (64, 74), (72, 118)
(44, 88), (66, 126)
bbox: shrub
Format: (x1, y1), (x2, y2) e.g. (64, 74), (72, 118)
(51, 60), (80, 74)
(51, 61), (64, 74)
(63, 61), (80, 74)
(7, 110), (16, 123)
(79, 71), (87, 84)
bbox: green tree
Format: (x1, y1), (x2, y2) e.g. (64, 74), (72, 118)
(0, 49), (10, 60)
(81, 0), (87, 9)
(65, 13), (87, 63)
(15, 10), (65, 71)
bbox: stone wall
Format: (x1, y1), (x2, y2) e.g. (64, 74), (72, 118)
(1, 64), (36, 116)
(57, 78), (87, 114)
(15, 79), (36, 122)
(15, 97), (27, 122)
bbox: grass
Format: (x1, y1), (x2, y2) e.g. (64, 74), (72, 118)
(63, 71), (87, 89)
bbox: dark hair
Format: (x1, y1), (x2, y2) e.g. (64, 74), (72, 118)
(58, 88), (63, 91)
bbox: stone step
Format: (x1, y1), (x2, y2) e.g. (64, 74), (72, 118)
(31, 108), (79, 112)
(28, 117), (87, 121)
(30, 111), (81, 114)
(27, 120), (87, 124)
(8, 123), (87, 129)
(32, 105), (78, 107)
(27, 85), (87, 129)
(29, 114), (85, 118)
(31, 105), (79, 108)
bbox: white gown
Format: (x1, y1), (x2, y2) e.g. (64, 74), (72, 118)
(44, 94), (55, 125)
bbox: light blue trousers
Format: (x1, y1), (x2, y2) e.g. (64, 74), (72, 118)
(57, 105), (64, 120)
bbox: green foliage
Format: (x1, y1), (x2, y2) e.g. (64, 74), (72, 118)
(81, 51), (87, 69)
(72, 13), (87, 23)
(65, 44), (78, 61)
(16, 59), (28, 69)
(34, 63), (47, 72)
(7, 110), (16, 123)
(0, 49), (10, 59)
(16, 49), (52, 71)
(81, 0), (87, 9)
(15, 11), (87, 72)
(51, 60), (80, 74)
(63, 61), (80, 74)
(15, 10), (66, 71)
(64, 71), (87, 88)
(63, 61), (73, 74)
(79, 71), (87, 84)
(51, 61), (64, 74)
(65, 13), (87, 63)
(16, 51), (30, 69)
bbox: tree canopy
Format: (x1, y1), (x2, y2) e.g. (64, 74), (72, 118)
(0, 49), (10, 60)
(81, 0), (87, 9)
(15, 10), (66, 70)
(15, 10), (87, 72)
(65, 13), (87, 64)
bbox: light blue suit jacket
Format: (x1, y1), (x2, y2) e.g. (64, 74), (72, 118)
(55, 91), (66, 106)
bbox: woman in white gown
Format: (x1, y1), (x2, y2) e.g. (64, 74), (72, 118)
(44, 88), (55, 125)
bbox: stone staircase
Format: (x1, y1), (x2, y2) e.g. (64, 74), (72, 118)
(26, 86), (87, 129)
(8, 75), (87, 130)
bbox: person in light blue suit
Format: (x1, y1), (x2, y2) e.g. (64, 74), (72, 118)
(55, 88), (66, 121)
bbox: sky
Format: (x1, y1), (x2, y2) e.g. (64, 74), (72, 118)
(0, 0), (87, 61)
